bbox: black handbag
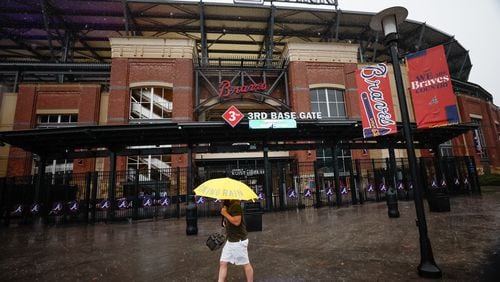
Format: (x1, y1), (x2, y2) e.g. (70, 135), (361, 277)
(206, 232), (226, 251)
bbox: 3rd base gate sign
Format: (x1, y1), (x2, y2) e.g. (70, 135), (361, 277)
(222, 105), (244, 127)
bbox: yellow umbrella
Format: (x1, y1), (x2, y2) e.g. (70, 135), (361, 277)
(194, 177), (258, 201)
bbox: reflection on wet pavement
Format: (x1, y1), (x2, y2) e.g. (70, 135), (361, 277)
(1, 190), (499, 281)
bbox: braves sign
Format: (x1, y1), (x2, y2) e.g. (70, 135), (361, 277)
(355, 63), (397, 138)
(218, 80), (267, 98)
(406, 45), (459, 128)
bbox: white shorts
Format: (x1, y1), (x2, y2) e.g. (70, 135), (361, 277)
(220, 239), (250, 265)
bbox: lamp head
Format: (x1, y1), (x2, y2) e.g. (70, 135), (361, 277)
(370, 6), (408, 36)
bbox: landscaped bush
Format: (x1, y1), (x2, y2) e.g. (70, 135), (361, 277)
(478, 174), (500, 186)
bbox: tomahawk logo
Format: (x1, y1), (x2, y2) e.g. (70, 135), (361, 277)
(143, 196), (152, 207)
(367, 184), (374, 192)
(68, 201), (79, 212)
(117, 198), (128, 209)
(159, 197), (169, 206)
(11, 204), (23, 215)
(30, 203), (40, 214)
(196, 196), (205, 204)
(326, 187), (333, 196)
(99, 200), (110, 209)
(379, 183), (387, 192)
(397, 182), (404, 190)
(341, 186), (348, 194)
(304, 188), (312, 197)
(50, 202), (62, 215)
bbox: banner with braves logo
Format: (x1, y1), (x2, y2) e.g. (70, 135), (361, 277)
(355, 63), (397, 138)
(406, 45), (459, 128)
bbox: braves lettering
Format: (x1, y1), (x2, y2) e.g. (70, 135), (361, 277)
(410, 71), (450, 93)
(218, 80), (267, 98)
(359, 64), (396, 128)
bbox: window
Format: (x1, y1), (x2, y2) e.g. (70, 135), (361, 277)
(316, 145), (352, 174)
(439, 140), (454, 157)
(46, 159), (73, 175)
(471, 118), (488, 159)
(32, 158), (73, 184)
(126, 145), (172, 181)
(130, 87), (173, 120)
(35, 114), (77, 175)
(310, 88), (346, 119)
(128, 87), (173, 177)
(127, 154), (172, 181)
(37, 114), (78, 128)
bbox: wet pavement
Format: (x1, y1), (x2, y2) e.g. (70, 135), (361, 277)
(1, 188), (500, 282)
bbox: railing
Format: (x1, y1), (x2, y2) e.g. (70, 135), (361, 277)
(0, 156), (480, 227)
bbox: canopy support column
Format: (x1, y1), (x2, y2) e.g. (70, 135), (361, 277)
(107, 150), (117, 221)
(263, 142), (272, 211)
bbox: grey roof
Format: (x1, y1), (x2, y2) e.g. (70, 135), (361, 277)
(0, 0), (472, 86)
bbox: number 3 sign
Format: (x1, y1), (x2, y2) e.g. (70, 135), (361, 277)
(222, 105), (244, 127)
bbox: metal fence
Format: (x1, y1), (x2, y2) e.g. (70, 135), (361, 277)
(0, 168), (189, 226)
(0, 156), (480, 227)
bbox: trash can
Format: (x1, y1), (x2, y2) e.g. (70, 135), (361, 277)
(244, 202), (263, 232)
(385, 187), (400, 218)
(186, 199), (198, 235)
(427, 188), (450, 212)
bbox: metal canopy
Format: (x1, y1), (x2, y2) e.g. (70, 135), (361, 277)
(0, 120), (361, 157)
(369, 123), (478, 149)
(0, 120), (476, 159)
(0, 0), (472, 87)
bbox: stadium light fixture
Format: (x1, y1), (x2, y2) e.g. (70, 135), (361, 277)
(370, 6), (443, 279)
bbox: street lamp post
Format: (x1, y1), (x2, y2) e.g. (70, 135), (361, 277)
(370, 7), (442, 278)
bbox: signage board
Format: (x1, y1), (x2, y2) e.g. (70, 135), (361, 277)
(233, 0), (264, 4)
(219, 80), (267, 98)
(249, 119), (297, 129)
(406, 45), (459, 128)
(222, 105), (244, 127)
(355, 63), (397, 138)
(247, 111), (322, 120)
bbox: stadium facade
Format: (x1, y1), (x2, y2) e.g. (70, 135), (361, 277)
(0, 1), (498, 215)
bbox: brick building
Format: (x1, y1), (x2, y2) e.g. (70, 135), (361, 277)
(0, 1), (498, 183)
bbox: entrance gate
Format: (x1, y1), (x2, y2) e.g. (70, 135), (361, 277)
(0, 156), (480, 226)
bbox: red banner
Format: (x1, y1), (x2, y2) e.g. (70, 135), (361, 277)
(407, 45), (459, 128)
(355, 63), (397, 138)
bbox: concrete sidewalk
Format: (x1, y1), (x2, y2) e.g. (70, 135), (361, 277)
(1, 189), (499, 281)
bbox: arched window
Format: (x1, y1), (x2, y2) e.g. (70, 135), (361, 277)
(129, 87), (172, 120)
(128, 87), (173, 177)
(309, 88), (346, 119)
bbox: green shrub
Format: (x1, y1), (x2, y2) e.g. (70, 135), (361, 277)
(479, 174), (500, 186)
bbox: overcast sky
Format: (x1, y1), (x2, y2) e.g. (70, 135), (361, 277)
(339, 0), (500, 105)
